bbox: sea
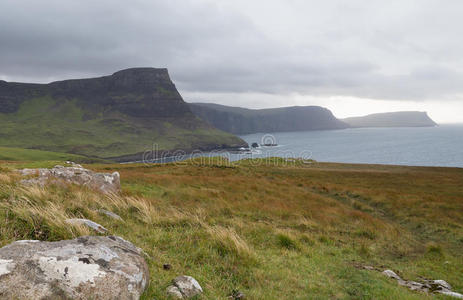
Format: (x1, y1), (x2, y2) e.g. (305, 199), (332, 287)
(233, 124), (463, 168)
(141, 125), (463, 168)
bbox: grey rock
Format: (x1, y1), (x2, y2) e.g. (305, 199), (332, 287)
(403, 281), (425, 291)
(167, 275), (203, 298)
(18, 165), (120, 193)
(167, 285), (184, 298)
(381, 269), (462, 298)
(438, 291), (463, 299)
(98, 209), (123, 221)
(427, 279), (452, 291)
(0, 236), (149, 299)
(382, 269), (402, 281)
(66, 218), (108, 233)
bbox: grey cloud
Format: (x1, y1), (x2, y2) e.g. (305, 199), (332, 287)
(0, 0), (462, 102)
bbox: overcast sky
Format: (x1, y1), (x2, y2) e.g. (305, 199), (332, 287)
(1, 0), (463, 122)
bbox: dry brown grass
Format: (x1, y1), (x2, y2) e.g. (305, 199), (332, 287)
(0, 159), (462, 299)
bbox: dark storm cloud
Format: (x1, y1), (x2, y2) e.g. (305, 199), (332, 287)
(1, 0), (463, 101)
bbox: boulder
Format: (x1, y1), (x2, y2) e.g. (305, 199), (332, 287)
(167, 275), (203, 298)
(19, 164), (120, 193)
(0, 236), (149, 299)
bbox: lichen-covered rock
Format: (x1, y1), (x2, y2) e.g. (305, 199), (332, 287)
(18, 164), (120, 193)
(0, 236), (149, 299)
(166, 275), (203, 298)
(167, 285), (184, 298)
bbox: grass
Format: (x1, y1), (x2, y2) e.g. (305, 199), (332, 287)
(0, 146), (107, 163)
(0, 157), (462, 299)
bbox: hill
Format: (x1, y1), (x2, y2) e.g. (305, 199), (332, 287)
(0, 68), (246, 161)
(0, 158), (462, 298)
(343, 111), (438, 128)
(189, 103), (348, 134)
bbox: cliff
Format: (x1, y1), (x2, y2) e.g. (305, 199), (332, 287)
(0, 68), (247, 160)
(189, 103), (348, 134)
(342, 111), (438, 128)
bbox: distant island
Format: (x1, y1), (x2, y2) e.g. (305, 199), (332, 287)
(189, 103), (348, 134)
(0, 68), (246, 161)
(342, 111), (438, 128)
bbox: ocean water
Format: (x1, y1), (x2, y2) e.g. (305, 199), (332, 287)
(236, 125), (463, 168)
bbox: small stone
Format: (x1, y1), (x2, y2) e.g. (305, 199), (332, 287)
(66, 218), (108, 233)
(405, 281), (425, 291)
(170, 275), (203, 298)
(167, 285), (184, 298)
(431, 280), (452, 290)
(98, 209), (123, 221)
(229, 290), (246, 299)
(382, 269), (402, 281)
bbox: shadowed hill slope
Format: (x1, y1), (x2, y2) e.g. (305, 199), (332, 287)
(0, 68), (246, 160)
(189, 103), (348, 134)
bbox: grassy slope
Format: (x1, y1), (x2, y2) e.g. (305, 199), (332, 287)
(0, 97), (244, 158)
(0, 159), (462, 299)
(0, 146), (109, 164)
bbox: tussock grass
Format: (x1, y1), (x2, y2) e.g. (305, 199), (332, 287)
(0, 160), (462, 299)
(0, 174), (11, 183)
(207, 226), (255, 260)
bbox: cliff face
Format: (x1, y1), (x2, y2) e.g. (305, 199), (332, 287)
(189, 103), (348, 134)
(0, 68), (247, 159)
(342, 111), (438, 128)
(1, 68), (191, 117)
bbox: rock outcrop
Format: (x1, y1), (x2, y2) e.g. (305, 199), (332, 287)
(0, 236), (149, 299)
(189, 103), (348, 134)
(166, 275), (203, 298)
(381, 269), (463, 298)
(19, 163), (120, 193)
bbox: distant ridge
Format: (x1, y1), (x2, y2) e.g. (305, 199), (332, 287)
(0, 68), (246, 160)
(342, 111), (438, 128)
(189, 103), (348, 134)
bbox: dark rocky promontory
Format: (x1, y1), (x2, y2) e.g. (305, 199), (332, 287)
(189, 103), (348, 135)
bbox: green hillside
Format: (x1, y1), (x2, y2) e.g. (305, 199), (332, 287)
(0, 68), (246, 160)
(0, 147), (108, 166)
